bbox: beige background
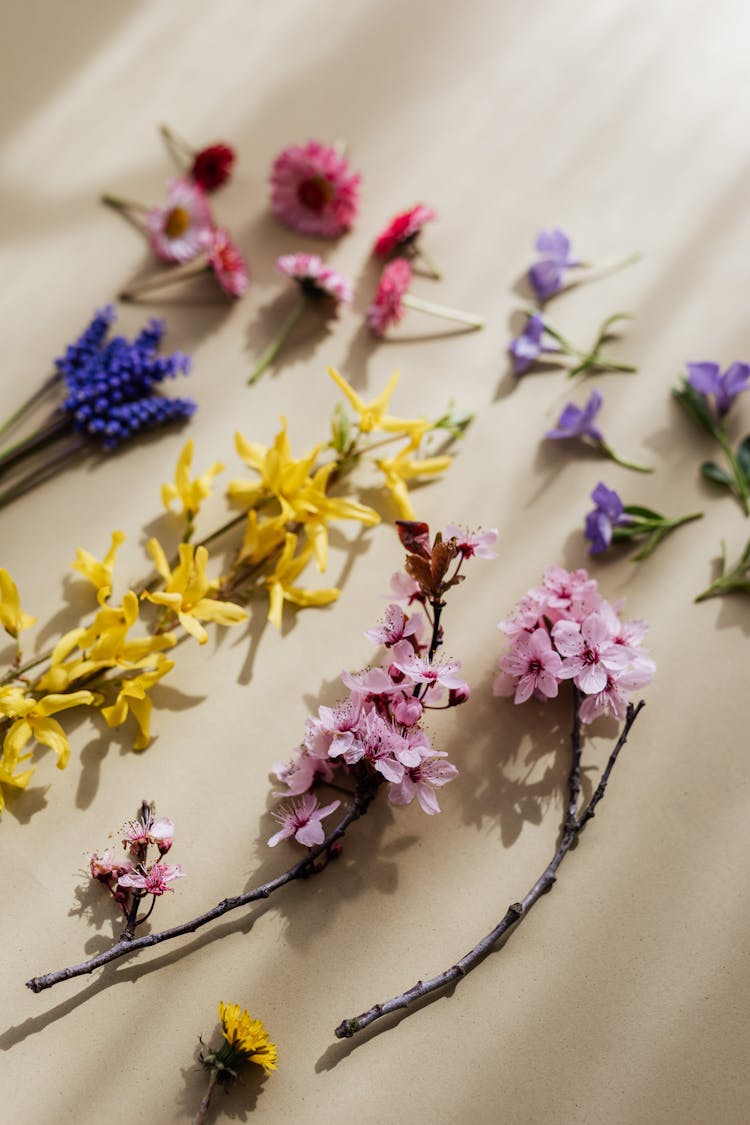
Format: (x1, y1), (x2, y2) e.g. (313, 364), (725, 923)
(2, 1), (749, 1122)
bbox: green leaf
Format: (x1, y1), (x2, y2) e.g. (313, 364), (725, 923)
(700, 461), (733, 488)
(623, 504), (663, 521)
(330, 404), (351, 455)
(737, 435), (750, 481)
(432, 403), (474, 439)
(611, 525), (647, 542)
(630, 527), (668, 561)
(672, 382), (718, 437)
(740, 537), (750, 569)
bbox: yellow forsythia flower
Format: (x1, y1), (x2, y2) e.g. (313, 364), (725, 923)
(161, 440), (225, 520)
(143, 539), (247, 644)
(0, 568), (36, 639)
(100, 657), (175, 751)
(265, 534), (339, 629)
(71, 531), (126, 598)
(327, 367), (431, 442)
(376, 448), (453, 520)
(2, 690), (94, 770)
(282, 461), (380, 572)
(228, 418), (321, 510)
(0, 748), (34, 813)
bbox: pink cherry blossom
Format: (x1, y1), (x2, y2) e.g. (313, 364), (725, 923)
(276, 253), (353, 303)
(366, 258), (412, 336)
(388, 755), (459, 815)
(391, 648), (468, 694)
(496, 627), (563, 703)
(386, 571), (423, 606)
(118, 862), (185, 896)
(552, 613), (629, 694)
(267, 794), (341, 848)
(364, 604), (421, 647)
(578, 661), (655, 723)
(442, 524), (499, 560)
(269, 141), (360, 237)
(145, 177), (213, 263)
(272, 749), (334, 797)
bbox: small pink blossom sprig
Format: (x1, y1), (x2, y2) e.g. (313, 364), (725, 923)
(102, 179), (248, 300)
(269, 140), (361, 237)
(89, 801), (185, 940)
(248, 253), (353, 385)
(334, 565), (651, 1040)
(367, 259), (483, 337)
(373, 204), (441, 279)
(26, 523), (496, 995)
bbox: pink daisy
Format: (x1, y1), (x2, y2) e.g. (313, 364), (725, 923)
(269, 141), (361, 237)
(145, 177), (214, 263)
(366, 258), (412, 336)
(277, 253), (353, 303)
(267, 793), (341, 848)
(374, 204), (437, 257)
(208, 227), (249, 297)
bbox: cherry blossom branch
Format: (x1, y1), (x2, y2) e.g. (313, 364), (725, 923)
(334, 698), (645, 1039)
(26, 778), (382, 994)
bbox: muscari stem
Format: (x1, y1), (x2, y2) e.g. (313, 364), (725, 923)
(599, 441), (653, 474)
(0, 374), (60, 446)
(333, 698), (645, 1039)
(248, 294), (308, 385)
(0, 438), (86, 513)
(0, 414), (70, 478)
(120, 255), (211, 300)
(401, 293), (483, 330)
(26, 781), (382, 994)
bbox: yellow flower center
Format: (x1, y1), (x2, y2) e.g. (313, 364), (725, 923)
(164, 206), (190, 238)
(297, 175), (332, 212)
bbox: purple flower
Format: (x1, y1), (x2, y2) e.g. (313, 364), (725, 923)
(546, 389), (604, 442)
(584, 482), (628, 554)
(686, 361), (750, 418)
(528, 228), (579, 301)
(509, 312), (559, 376)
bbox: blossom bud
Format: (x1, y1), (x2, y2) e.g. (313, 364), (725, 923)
(448, 684), (470, 707)
(394, 697), (423, 725)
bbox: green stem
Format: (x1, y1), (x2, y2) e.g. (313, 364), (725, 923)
(120, 255), (211, 300)
(101, 192), (149, 214)
(159, 123), (194, 166)
(0, 374), (60, 446)
(0, 438), (87, 513)
(0, 415), (69, 478)
(599, 441), (653, 474)
(193, 1069), (219, 1125)
(413, 245), (442, 281)
(716, 429), (749, 515)
(591, 357), (638, 374)
(248, 294), (308, 385)
(401, 293), (483, 329)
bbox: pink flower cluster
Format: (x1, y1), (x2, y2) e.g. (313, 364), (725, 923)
(145, 177), (248, 296)
(89, 807), (185, 911)
(493, 566), (654, 723)
(270, 592), (471, 845)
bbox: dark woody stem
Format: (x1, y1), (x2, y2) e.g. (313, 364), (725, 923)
(26, 779), (383, 994)
(333, 697), (645, 1039)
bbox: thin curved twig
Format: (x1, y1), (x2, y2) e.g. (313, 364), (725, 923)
(27, 779), (381, 994)
(334, 699), (645, 1039)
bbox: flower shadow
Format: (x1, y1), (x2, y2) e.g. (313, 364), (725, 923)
(178, 1054), (269, 1124)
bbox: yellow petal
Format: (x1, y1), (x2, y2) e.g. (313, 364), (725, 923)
(177, 611), (209, 645)
(31, 716), (71, 769)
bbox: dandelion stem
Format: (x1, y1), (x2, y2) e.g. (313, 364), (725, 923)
(333, 698), (645, 1039)
(248, 295), (308, 385)
(193, 1069), (219, 1125)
